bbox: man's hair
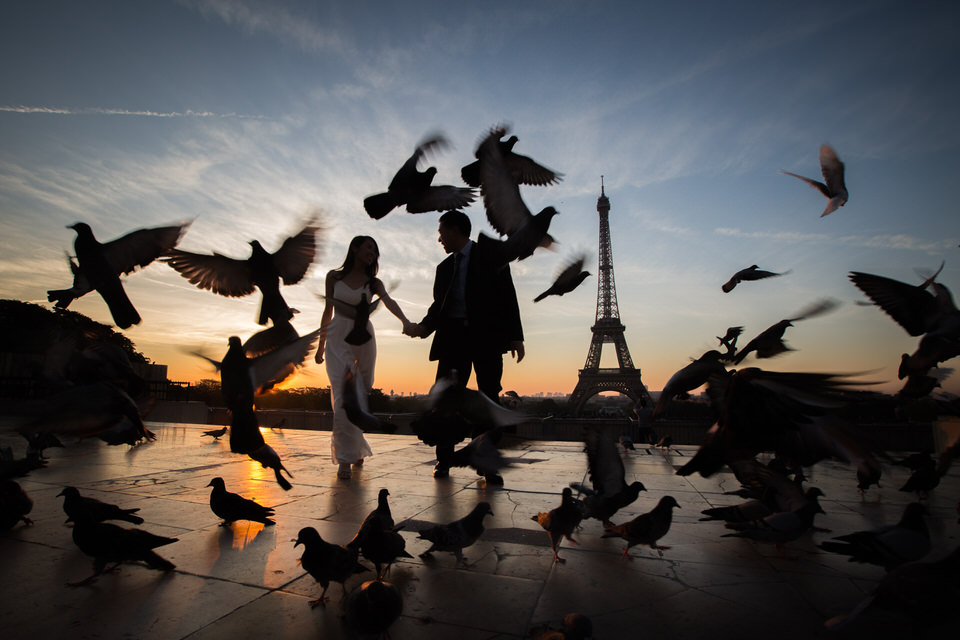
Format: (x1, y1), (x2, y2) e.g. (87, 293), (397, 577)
(439, 209), (471, 237)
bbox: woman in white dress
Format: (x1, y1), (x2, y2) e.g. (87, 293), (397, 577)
(315, 236), (413, 479)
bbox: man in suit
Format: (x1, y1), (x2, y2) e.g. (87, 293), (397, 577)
(406, 210), (524, 480)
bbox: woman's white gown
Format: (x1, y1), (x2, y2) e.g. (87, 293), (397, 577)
(324, 279), (375, 464)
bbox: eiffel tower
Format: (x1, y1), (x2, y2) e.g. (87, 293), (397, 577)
(569, 179), (652, 415)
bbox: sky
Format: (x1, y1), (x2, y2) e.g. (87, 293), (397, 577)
(1, 0), (959, 399)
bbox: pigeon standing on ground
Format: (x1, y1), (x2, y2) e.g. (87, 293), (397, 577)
(294, 526), (368, 606)
(342, 579), (403, 638)
(58, 486), (144, 525)
(782, 144), (848, 217)
(532, 487), (584, 563)
(363, 135), (475, 219)
(352, 525), (413, 579)
(534, 255), (591, 302)
(22, 432), (64, 459)
(0, 445), (45, 479)
(202, 427), (228, 440)
(819, 502), (930, 570)
(602, 495), (681, 559)
(856, 456), (883, 494)
(0, 479), (33, 530)
(417, 502), (494, 567)
(347, 488), (394, 548)
(47, 221), (190, 328)
(570, 427), (646, 525)
(163, 218), (321, 326)
(721, 265), (788, 293)
(67, 514), (177, 585)
(207, 477), (275, 526)
(898, 453), (940, 498)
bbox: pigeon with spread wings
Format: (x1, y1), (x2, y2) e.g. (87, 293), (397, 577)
(534, 254), (591, 302)
(461, 132), (561, 188)
(163, 218), (321, 326)
(476, 126), (559, 262)
(48, 221), (190, 328)
(570, 427), (646, 526)
(782, 144), (848, 217)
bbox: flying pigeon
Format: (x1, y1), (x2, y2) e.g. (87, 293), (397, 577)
(721, 265), (788, 293)
(363, 135), (475, 219)
(47, 221), (190, 328)
(163, 218), (321, 326)
(782, 144), (848, 217)
(534, 255), (591, 302)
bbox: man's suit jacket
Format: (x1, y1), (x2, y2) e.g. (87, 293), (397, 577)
(420, 239), (523, 362)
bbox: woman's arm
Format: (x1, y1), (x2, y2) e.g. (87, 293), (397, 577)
(314, 271), (336, 364)
(373, 278), (414, 333)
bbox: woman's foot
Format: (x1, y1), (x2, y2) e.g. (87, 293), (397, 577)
(337, 463), (352, 479)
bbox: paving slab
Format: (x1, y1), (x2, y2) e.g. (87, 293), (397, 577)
(2, 421), (958, 639)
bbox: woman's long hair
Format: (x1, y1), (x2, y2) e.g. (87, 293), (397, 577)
(334, 235), (380, 279)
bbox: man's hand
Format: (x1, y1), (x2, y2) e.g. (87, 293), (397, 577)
(509, 341), (525, 363)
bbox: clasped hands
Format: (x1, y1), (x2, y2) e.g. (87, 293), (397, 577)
(402, 321), (425, 338)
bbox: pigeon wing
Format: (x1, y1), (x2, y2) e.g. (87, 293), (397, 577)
(505, 151), (563, 186)
(104, 222), (191, 275)
(849, 272), (937, 336)
(819, 145), (846, 196)
(250, 328), (321, 393)
(583, 428), (627, 495)
(272, 220), (322, 285)
(163, 249), (256, 297)
(478, 127), (530, 236)
(406, 185), (476, 214)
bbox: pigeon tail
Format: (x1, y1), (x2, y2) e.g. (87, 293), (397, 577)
(363, 192), (400, 220)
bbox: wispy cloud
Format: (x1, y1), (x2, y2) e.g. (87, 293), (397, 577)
(180, 0), (348, 54)
(715, 227), (956, 252)
(0, 105), (258, 118)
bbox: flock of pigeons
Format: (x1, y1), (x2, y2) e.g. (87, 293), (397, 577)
(1, 131), (958, 636)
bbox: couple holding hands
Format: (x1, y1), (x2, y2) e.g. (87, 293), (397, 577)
(315, 210), (524, 479)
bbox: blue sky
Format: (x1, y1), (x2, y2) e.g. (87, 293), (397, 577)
(1, 0), (958, 397)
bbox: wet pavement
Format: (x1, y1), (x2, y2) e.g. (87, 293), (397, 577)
(2, 420), (958, 639)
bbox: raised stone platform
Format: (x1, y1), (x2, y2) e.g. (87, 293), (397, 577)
(2, 421), (957, 639)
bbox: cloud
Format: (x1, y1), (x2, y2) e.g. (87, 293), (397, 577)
(0, 105), (257, 119)
(714, 227), (955, 252)
(180, 0), (348, 54)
